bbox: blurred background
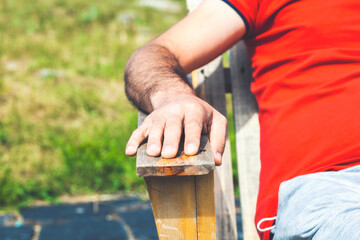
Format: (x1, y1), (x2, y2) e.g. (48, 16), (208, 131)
(0, 0), (188, 210)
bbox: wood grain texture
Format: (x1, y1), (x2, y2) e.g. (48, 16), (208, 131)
(193, 58), (238, 239)
(196, 171), (216, 239)
(230, 41), (261, 240)
(145, 176), (198, 239)
(145, 172), (216, 240)
(136, 112), (214, 177)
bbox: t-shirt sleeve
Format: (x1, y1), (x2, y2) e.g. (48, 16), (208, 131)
(222, 0), (259, 36)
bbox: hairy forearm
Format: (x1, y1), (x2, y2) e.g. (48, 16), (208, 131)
(124, 44), (195, 113)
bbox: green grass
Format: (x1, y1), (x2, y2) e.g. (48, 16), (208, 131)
(0, 0), (187, 209)
(226, 94), (240, 197)
(0, 0), (241, 210)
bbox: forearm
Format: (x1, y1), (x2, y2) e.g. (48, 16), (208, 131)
(124, 43), (195, 113)
(124, 0), (245, 161)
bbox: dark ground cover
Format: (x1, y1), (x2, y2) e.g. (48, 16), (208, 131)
(0, 196), (244, 240)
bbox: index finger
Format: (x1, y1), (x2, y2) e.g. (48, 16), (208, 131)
(126, 120), (150, 156)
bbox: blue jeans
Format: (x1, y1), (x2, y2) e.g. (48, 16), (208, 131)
(272, 165), (360, 240)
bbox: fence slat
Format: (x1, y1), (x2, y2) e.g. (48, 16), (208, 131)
(193, 56), (238, 239)
(230, 41), (261, 240)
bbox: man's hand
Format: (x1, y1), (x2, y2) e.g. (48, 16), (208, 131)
(125, 95), (227, 166)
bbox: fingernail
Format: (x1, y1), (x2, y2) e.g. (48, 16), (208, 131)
(147, 144), (159, 155)
(185, 144), (197, 155)
(126, 145), (135, 155)
(162, 145), (176, 157)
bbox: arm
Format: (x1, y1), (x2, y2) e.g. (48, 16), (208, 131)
(125, 0), (246, 165)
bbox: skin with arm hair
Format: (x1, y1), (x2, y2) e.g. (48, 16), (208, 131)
(124, 0), (246, 165)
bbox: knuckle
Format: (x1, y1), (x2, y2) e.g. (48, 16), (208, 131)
(132, 128), (145, 139)
(148, 129), (163, 140)
(149, 116), (165, 126)
(165, 123), (182, 132)
(185, 120), (203, 130)
(164, 129), (181, 138)
(166, 114), (183, 123)
(167, 104), (182, 114)
(163, 136), (180, 146)
(148, 115), (165, 128)
(143, 114), (153, 124)
(145, 111), (166, 125)
(148, 125), (164, 138)
(184, 101), (199, 110)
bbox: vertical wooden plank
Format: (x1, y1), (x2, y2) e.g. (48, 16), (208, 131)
(145, 176), (198, 240)
(145, 174), (216, 240)
(193, 57), (238, 239)
(196, 171), (216, 240)
(139, 113), (216, 239)
(230, 41), (260, 240)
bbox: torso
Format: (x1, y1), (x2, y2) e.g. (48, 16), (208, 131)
(244, 0), (360, 238)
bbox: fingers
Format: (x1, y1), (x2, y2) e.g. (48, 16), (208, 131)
(209, 113), (227, 166)
(126, 97), (228, 166)
(126, 113), (184, 158)
(146, 118), (165, 156)
(162, 117), (183, 158)
(184, 114), (203, 156)
(126, 119), (150, 156)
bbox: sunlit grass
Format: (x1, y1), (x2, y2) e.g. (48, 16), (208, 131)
(0, 0), (186, 209)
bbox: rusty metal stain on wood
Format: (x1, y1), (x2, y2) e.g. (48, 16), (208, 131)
(136, 137), (214, 177)
(136, 112), (214, 177)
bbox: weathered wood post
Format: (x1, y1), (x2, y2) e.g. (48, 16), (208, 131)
(137, 113), (216, 239)
(230, 41), (260, 240)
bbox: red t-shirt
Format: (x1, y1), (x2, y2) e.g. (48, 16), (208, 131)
(223, 0), (360, 239)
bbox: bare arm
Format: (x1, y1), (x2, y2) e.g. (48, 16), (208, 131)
(125, 0), (246, 165)
(124, 44), (192, 114)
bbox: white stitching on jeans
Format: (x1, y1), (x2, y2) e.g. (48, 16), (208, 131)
(257, 216), (277, 232)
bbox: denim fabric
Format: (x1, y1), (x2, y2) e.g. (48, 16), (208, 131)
(272, 165), (360, 240)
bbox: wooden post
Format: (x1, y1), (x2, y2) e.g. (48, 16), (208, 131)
(145, 173), (215, 240)
(230, 41), (261, 240)
(192, 58), (238, 239)
(137, 112), (216, 240)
